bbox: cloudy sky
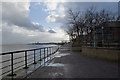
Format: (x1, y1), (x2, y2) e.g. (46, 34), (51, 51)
(0, 0), (119, 44)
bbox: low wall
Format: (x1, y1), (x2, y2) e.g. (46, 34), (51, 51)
(71, 47), (82, 52)
(82, 47), (120, 62)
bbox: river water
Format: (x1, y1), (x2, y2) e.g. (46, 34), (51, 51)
(1, 44), (56, 53)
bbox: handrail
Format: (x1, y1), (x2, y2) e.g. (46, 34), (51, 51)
(0, 46), (56, 55)
(0, 45), (59, 77)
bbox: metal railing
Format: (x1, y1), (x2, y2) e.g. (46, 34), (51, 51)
(83, 42), (120, 47)
(0, 46), (59, 77)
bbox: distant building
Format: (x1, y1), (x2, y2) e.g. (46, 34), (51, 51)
(84, 21), (120, 47)
(95, 21), (120, 47)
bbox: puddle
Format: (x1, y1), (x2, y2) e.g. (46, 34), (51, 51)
(55, 53), (70, 58)
(27, 70), (33, 73)
(47, 63), (64, 67)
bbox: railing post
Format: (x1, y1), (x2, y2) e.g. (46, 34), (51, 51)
(47, 47), (48, 61)
(49, 47), (50, 60)
(50, 47), (52, 60)
(24, 51), (28, 69)
(33, 50), (37, 64)
(57, 46), (59, 52)
(44, 48), (45, 65)
(8, 53), (16, 76)
(39, 49), (41, 61)
(51, 47), (53, 59)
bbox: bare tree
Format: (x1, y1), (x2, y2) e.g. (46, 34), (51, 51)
(64, 6), (116, 47)
(67, 9), (81, 37)
(84, 6), (96, 33)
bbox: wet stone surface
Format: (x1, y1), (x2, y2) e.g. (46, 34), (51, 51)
(27, 44), (118, 78)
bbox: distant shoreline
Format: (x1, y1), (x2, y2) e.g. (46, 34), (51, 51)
(28, 42), (65, 45)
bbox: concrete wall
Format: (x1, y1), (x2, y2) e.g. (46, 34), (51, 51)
(82, 47), (119, 62)
(71, 47), (82, 52)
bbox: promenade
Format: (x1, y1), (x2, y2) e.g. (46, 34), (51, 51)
(25, 44), (118, 78)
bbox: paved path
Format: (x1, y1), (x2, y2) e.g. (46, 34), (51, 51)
(27, 44), (118, 78)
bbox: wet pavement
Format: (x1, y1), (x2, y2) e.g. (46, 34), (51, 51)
(26, 44), (119, 78)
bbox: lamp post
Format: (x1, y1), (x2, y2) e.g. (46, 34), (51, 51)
(92, 19), (96, 47)
(93, 29), (96, 47)
(102, 26), (104, 47)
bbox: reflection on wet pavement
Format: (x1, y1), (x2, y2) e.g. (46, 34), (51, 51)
(27, 70), (32, 73)
(48, 63), (64, 67)
(55, 53), (70, 58)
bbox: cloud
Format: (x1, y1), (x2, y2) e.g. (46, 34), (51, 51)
(43, 0), (67, 23)
(2, 23), (68, 44)
(46, 9), (66, 23)
(1, 0), (120, 2)
(2, 2), (44, 31)
(1, 2), (69, 44)
(43, 1), (118, 24)
(48, 29), (56, 33)
(43, 2), (58, 11)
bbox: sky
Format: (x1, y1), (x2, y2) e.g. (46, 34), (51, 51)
(0, 0), (119, 44)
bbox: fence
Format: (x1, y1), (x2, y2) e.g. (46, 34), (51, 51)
(83, 43), (120, 47)
(0, 46), (59, 77)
